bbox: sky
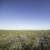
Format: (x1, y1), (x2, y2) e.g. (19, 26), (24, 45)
(0, 0), (50, 30)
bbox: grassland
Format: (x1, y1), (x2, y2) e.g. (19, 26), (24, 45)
(0, 30), (50, 50)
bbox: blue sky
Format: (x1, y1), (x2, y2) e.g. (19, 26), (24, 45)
(0, 0), (50, 30)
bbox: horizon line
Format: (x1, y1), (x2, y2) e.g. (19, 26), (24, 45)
(0, 28), (50, 30)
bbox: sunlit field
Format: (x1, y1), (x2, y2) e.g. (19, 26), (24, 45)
(0, 30), (50, 50)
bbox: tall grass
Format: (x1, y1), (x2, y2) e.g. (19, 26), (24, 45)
(0, 30), (50, 50)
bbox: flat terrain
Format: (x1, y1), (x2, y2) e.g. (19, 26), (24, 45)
(0, 30), (50, 50)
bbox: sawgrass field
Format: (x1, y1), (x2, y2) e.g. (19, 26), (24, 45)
(0, 30), (50, 50)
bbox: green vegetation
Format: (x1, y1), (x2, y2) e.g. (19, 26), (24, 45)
(0, 30), (50, 50)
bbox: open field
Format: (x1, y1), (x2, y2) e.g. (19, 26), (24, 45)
(0, 30), (50, 50)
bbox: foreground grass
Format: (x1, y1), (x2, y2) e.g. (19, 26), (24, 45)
(0, 30), (50, 50)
